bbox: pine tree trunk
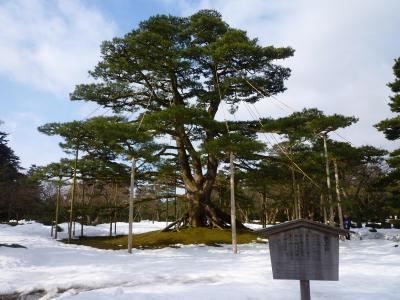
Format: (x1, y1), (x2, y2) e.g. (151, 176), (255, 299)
(261, 188), (267, 228)
(187, 192), (205, 226)
(321, 194), (327, 223)
(174, 181), (178, 221)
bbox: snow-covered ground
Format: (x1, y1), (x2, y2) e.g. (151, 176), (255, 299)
(1, 221), (399, 300)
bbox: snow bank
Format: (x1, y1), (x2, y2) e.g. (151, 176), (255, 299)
(350, 227), (400, 242)
(0, 222), (399, 299)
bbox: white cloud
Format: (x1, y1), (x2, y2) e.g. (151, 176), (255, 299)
(169, 0), (400, 150)
(0, 0), (117, 95)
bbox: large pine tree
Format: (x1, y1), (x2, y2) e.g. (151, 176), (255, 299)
(69, 10), (294, 227)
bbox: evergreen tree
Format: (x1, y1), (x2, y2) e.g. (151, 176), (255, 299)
(0, 123), (21, 220)
(0, 122), (41, 221)
(69, 10), (294, 227)
(375, 57), (400, 185)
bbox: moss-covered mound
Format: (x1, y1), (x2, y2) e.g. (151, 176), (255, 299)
(64, 228), (262, 250)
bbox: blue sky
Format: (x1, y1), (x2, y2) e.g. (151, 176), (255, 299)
(0, 0), (399, 169)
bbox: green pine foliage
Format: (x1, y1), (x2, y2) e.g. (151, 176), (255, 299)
(66, 10), (294, 227)
(375, 57), (400, 186)
(0, 122), (41, 221)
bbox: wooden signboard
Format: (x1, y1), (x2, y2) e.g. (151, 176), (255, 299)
(259, 219), (347, 300)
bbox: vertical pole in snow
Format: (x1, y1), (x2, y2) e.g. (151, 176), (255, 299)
(128, 156), (135, 254)
(323, 134), (334, 226)
(68, 146), (79, 244)
(166, 197), (169, 226)
(174, 184), (177, 221)
(54, 174), (61, 239)
(230, 152), (237, 254)
(81, 182), (85, 237)
(114, 183), (118, 235)
(333, 158), (344, 229)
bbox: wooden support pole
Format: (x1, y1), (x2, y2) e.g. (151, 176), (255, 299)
(300, 280), (311, 300)
(128, 155), (135, 254)
(114, 183), (118, 235)
(174, 193), (177, 221)
(81, 182), (85, 237)
(297, 183), (302, 219)
(166, 197), (169, 226)
(323, 134), (334, 226)
(333, 158), (344, 229)
(54, 176), (61, 239)
(68, 146), (79, 244)
(291, 168), (298, 219)
(230, 152), (237, 254)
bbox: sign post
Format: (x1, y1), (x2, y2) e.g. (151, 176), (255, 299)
(259, 219), (347, 300)
(300, 280), (310, 300)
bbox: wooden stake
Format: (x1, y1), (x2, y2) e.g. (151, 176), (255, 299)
(109, 215), (113, 237)
(230, 152), (237, 254)
(81, 182), (85, 237)
(54, 175), (61, 239)
(68, 146), (79, 244)
(323, 134), (334, 226)
(333, 158), (344, 229)
(174, 187), (177, 221)
(291, 168), (299, 219)
(128, 155), (135, 254)
(114, 183), (118, 235)
(297, 183), (302, 219)
(166, 196), (169, 226)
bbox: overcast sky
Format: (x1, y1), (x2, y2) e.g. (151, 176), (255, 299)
(0, 0), (399, 168)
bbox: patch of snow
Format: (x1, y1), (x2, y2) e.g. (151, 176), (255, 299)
(0, 222), (399, 299)
(351, 227), (400, 242)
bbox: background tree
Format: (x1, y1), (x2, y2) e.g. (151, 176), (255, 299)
(261, 108), (322, 219)
(39, 116), (162, 248)
(375, 57), (400, 192)
(304, 109), (358, 225)
(0, 122), (41, 221)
